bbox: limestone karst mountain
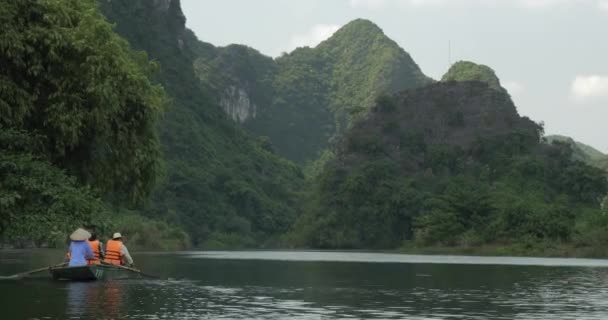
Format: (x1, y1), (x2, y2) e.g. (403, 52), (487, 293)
(193, 19), (432, 162)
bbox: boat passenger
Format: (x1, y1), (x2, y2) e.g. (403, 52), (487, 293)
(87, 232), (105, 265)
(104, 233), (134, 267)
(66, 228), (95, 267)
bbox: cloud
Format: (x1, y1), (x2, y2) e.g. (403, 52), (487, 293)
(349, 0), (391, 9)
(349, 0), (605, 10)
(277, 24), (342, 56)
(516, 0), (569, 8)
(349, 0), (446, 9)
(404, 0), (447, 6)
(571, 75), (608, 102)
(503, 81), (525, 96)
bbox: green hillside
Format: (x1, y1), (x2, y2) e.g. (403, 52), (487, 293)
(97, 0), (304, 247)
(442, 61), (506, 93)
(546, 135), (608, 171)
(290, 76), (607, 249)
(193, 19), (432, 163)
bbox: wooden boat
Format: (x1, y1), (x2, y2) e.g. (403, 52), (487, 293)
(49, 264), (144, 281)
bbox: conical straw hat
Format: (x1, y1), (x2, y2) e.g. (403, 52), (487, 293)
(70, 228), (91, 241)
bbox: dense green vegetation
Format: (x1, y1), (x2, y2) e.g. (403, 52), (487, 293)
(111, 211), (190, 250)
(97, 0), (304, 247)
(0, 0), (166, 245)
(290, 79), (607, 251)
(193, 19), (431, 163)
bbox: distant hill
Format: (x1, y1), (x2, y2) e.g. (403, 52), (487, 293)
(442, 61), (506, 94)
(290, 66), (607, 248)
(193, 19), (432, 162)
(546, 135), (608, 171)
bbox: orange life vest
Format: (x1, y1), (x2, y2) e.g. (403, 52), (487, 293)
(104, 239), (123, 265)
(87, 240), (101, 265)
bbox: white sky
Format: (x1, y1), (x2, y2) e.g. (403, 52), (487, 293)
(181, 0), (608, 152)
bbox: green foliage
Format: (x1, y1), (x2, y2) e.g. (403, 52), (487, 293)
(441, 61), (506, 94)
(110, 211), (190, 250)
(291, 159), (423, 248)
(0, 0), (166, 203)
(0, 0), (168, 243)
(0, 130), (110, 245)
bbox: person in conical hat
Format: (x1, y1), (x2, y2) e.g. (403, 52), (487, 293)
(65, 228), (94, 267)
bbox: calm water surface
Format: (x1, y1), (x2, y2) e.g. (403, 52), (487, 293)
(2, 250), (608, 319)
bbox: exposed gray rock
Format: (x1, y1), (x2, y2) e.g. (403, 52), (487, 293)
(220, 86), (256, 123)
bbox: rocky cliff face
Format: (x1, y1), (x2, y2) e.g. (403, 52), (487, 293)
(97, 0), (304, 246)
(339, 81), (540, 171)
(220, 86), (257, 122)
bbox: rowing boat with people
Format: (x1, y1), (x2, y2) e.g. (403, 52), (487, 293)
(0, 262), (157, 281)
(50, 263), (145, 281)
(1, 229), (158, 281)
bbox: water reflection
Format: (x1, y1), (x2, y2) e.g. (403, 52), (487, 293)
(77, 269), (606, 320)
(65, 280), (126, 319)
(65, 282), (89, 316)
(102, 281), (124, 319)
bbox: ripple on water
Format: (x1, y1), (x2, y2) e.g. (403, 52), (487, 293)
(4, 251), (608, 319)
(107, 270), (608, 320)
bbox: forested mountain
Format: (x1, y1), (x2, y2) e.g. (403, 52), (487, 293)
(4, 0), (607, 253)
(290, 63), (607, 249)
(97, 0), (303, 247)
(193, 19), (432, 162)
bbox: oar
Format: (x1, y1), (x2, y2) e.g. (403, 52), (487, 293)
(0, 262), (67, 280)
(100, 262), (160, 279)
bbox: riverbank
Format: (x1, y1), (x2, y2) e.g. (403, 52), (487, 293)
(399, 242), (608, 259)
(3, 239), (607, 260)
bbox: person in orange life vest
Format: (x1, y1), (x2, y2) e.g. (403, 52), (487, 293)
(104, 232), (134, 267)
(86, 232), (105, 265)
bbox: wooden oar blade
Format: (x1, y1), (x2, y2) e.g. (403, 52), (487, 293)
(0, 263), (66, 280)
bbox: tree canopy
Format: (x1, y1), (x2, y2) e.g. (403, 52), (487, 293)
(0, 0), (166, 242)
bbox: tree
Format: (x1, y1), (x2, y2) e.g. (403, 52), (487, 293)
(0, 0), (166, 203)
(0, 0), (166, 242)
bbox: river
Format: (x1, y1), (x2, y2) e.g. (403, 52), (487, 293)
(1, 250), (608, 319)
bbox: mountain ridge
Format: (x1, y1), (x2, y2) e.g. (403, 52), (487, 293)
(290, 80), (607, 248)
(192, 18), (432, 162)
